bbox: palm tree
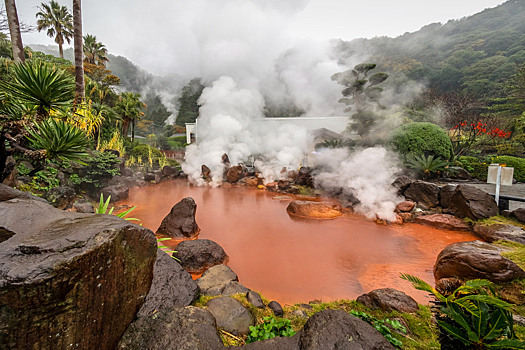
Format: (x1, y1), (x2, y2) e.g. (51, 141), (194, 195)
(115, 92), (145, 142)
(83, 34), (108, 67)
(35, 1), (73, 59)
(72, 0), (84, 104)
(4, 0), (24, 62)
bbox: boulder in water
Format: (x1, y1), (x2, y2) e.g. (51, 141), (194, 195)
(286, 200), (343, 219)
(156, 197), (200, 238)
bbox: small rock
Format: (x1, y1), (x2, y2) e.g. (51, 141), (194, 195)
(357, 288), (419, 313)
(447, 185), (498, 220)
(268, 301), (283, 317)
(202, 165), (211, 180)
(222, 281), (250, 296)
(196, 265), (238, 296)
(395, 201), (415, 213)
(175, 239), (228, 274)
(291, 310), (308, 318)
(473, 224), (525, 245)
(73, 200), (94, 213)
(435, 278), (463, 295)
(207, 297), (255, 335)
(100, 185), (129, 203)
(415, 214), (470, 231)
(246, 291), (264, 308)
(0, 184), (46, 203)
(43, 186), (76, 209)
(440, 184), (457, 209)
(226, 165), (244, 183)
(511, 208), (525, 224)
(391, 175), (412, 195)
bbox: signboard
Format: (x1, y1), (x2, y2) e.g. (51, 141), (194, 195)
(487, 164), (514, 186)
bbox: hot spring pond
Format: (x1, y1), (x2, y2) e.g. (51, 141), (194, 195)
(119, 179), (477, 304)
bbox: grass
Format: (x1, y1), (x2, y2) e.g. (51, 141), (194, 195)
(474, 215), (525, 230)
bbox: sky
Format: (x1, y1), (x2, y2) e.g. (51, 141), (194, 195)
(15, 0), (505, 76)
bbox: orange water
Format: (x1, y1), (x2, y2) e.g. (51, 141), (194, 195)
(119, 179), (477, 304)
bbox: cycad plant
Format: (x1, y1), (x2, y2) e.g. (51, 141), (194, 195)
(27, 118), (89, 164)
(401, 274), (525, 349)
(406, 154), (449, 179)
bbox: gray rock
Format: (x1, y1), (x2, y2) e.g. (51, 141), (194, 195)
(404, 181), (440, 208)
(291, 310), (308, 318)
(161, 165), (180, 179)
(121, 167), (134, 177)
(222, 281), (250, 296)
(175, 239), (228, 274)
(391, 175), (412, 195)
(196, 265), (238, 296)
(357, 288), (419, 313)
(268, 300), (284, 317)
(445, 167), (471, 180)
(156, 197), (200, 238)
(446, 184), (498, 220)
(118, 306), (224, 350)
(73, 200), (94, 213)
(0, 183), (46, 203)
(439, 184), (457, 209)
(473, 224), (525, 245)
(246, 290), (264, 308)
(100, 185), (129, 203)
(206, 296), (255, 335)
(511, 208), (525, 224)
(414, 214), (470, 231)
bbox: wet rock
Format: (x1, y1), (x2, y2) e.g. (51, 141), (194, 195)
(445, 167), (471, 180)
(117, 306), (224, 350)
(73, 200), (94, 213)
(202, 165), (211, 180)
(222, 281), (250, 296)
(241, 177), (259, 187)
(446, 184), (498, 220)
(242, 336), (298, 350)
(511, 208), (525, 224)
(137, 250), (200, 318)
(286, 200), (343, 219)
(221, 153), (230, 166)
(175, 239), (228, 274)
(156, 197), (200, 238)
(161, 165), (180, 179)
(246, 290), (264, 308)
(100, 185), (129, 203)
(356, 288), (419, 313)
(207, 296), (255, 335)
(226, 165), (244, 183)
(415, 214), (470, 231)
(144, 172), (156, 182)
(439, 184), (457, 209)
(435, 277), (463, 295)
(0, 198), (157, 350)
(278, 179), (292, 191)
(196, 265), (238, 296)
(108, 175), (138, 189)
(43, 186), (76, 209)
(403, 181), (440, 208)
(268, 301), (284, 317)
(295, 167), (314, 187)
(121, 167), (134, 177)
(391, 175), (412, 195)
(434, 240), (525, 283)
(473, 224), (525, 245)
(298, 309), (395, 350)
(0, 183), (46, 203)
(398, 212), (414, 223)
(395, 201), (415, 213)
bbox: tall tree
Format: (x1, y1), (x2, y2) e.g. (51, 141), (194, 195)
(115, 92), (145, 142)
(3, 0), (24, 62)
(72, 0), (84, 104)
(35, 0), (73, 59)
(83, 34), (108, 67)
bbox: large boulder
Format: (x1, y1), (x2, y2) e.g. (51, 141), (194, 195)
(43, 185), (76, 209)
(0, 198), (157, 350)
(473, 224), (525, 245)
(175, 239), (228, 274)
(196, 264), (238, 296)
(414, 214), (470, 231)
(445, 185), (498, 220)
(117, 306), (224, 350)
(295, 167), (314, 188)
(100, 185), (129, 203)
(286, 200), (343, 219)
(156, 197), (200, 238)
(226, 165), (244, 183)
(137, 250), (200, 318)
(0, 183), (46, 203)
(403, 181), (440, 208)
(439, 184), (457, 209)
(161, 165), (180, 180)
(434, 240), (525, 283)
(356, 288), (419, 313)
(206, 296), (255, 335)
(391, 175), (412, 196)
(511, 208), (525, 224)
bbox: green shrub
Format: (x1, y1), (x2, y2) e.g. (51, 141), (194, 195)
(246, 316), (296, 343)
(389, 122), (454, 160)
(169, 136), (187, 143)
(75, 151), (121, 188)
(490, 155), (525, 182)
(458, 156), (489, 181)
(129, 144), (163, 165)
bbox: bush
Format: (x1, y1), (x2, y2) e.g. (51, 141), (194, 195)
(490, 155), (525, 182)
(129, 144), (163, 165)
(74, 151), (121, 189)
(458, 156), (489, 181)
(246, 317), (296, 343)
(389, 122), (454, 160)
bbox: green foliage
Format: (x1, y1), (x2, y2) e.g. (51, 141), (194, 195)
(406, 154), (449, 179)
(143, 92), (171, 126)
(156, 237), (180, 262)
(176, 78), (204, 126)
(36, 0), (73, 58)
(459, 155), (525, 182)
(95, 193), (139, 222)
(32, 166), (59, 192)
(27, 118), (89, 164)
(389, 122), (454, 160)
(401, 274), (525, 349)
(315, 139), (355, 149)
(457, 156), (489, 180)
(129, 144), (163, 165)
(74, 151), (121, 188)
(491, 155), (525, 182)
(350, 310), (406, 348)
(246, 316), (296, 344)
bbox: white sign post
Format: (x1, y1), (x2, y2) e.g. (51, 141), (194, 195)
(487, 164), (514, 205)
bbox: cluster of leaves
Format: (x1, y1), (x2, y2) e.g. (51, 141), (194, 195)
(95, 193), (138, 222)
(406, 154), (450, 179)
(458, 155), (525, 182)
(451, 121), (511, 139)
(71, 151), (120, 188)
(402, 274), (525, 349)
(349, 310), (406, 348)
(30, 166), (59, 192)
(389, 122), (454, 161)
(246, 316), (296, 344)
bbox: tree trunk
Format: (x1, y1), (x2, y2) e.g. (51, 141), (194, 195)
(131, 118), (135, 143)
(121, 118), (130, 139)
(0, 132), (8, 182)
(73, 0), (85, 105)
(4, 0), (25, 63)
(58, 43), (64, 59)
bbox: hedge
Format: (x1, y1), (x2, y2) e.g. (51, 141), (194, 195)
(389, 122), (454, 161)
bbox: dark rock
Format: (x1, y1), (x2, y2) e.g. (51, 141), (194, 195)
(221, 153), (230, 165)
(246, 290), (264, 308)
(295, 167), (314, 187)
(100, 185), (129, 203)
(356, 288), (419, 313)
(156, 197), (200, 238)
(121, 167), (134, 177)
(511, 208), (525, 224)
(226, 165), (244, 183)
(196, 264), (238, 296)
(43, 186), (76, 209)
(501, 210), (512, 218)
(206, 296), (255, 335)
(144, 172), (156, 182)
(175, 239), (228, 274)
(446, 167), (471, 180)
(241, 177), (259, 187)
(222, 281), (250, 296)
(434, 240), (525, 283)
(242, 336), (299, 350)
(73, 200), (94, 213)
(292, 310), (308, 318)
(278, 179), (291, 191)
(447, 184), (498, 220)
(268, 301), (284, 317)
(435, 278), (463, 295)
(391, 175), (412, 195)
(473, 224), (525, 245)
(117, 306), (224, 350)
(404, 181), (440, 208)
(415, 214), (470, 231)
(161, 165), (180, 179)
(298, 309), (395, 349)
(153, 170), (163, 183)
(395, 201), (415, 213)
(286, 200), (343, 219)
(202, 165), (211, 180)
(0, 198), (157, 350)
(439, 184), (457, 209)
(137, 250), (200, 318)
(108, 175), (138, 189)
(0, 183), (46, 203)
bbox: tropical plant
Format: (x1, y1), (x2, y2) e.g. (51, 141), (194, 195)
(406, 154), (449, 179)
(316, 139), (355, 149)
(83, 34), (109, 67)
(73, 150), (120, 188)
(349, 310), (406, 348)
(246, 316), (296, 343)
(156, 237), (180, 261)
(95, 193), (139, 222)
(1, 61), (74, 118)
(26, 118), (89, 164)
(35, 0), (73, 59)
(114, 91), (145, 142)
(401, 274), (525, 349)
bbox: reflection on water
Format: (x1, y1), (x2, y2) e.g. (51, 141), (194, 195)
(119, 179), (477, 304)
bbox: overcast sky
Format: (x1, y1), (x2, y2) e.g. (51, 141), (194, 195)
(15, 0), (505, 76)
